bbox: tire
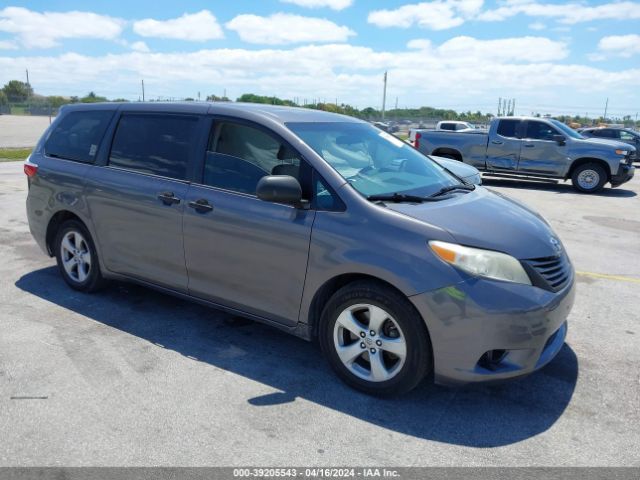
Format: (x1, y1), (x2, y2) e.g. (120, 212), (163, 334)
(571, 163), (607, 193)
(319, 281), (432, 396)
(54, 219), (106, 292)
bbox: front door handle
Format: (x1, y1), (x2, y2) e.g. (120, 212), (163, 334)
(188, 198), (214, 213)
(157, 191), (181, 205)
(523, 144), (535, 148)
(491, 140), (503, 145)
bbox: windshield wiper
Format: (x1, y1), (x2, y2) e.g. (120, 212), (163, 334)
(367, 193), (440, 203)
(428, 183), (476, 198)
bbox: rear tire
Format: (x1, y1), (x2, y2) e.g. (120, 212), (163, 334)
(319, 281), (432, 396)
(571, 163), (607, 193)
(54, 220), (106, 292)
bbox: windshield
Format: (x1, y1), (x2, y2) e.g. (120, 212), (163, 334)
(287, 122), (460, 197)
(550, 119), (583, 139)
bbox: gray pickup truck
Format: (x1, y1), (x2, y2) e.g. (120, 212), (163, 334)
(412, 117), (636, 193)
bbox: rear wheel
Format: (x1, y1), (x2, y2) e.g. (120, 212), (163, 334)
(571, 163), (607, 193)
(54, 220), (106, 292)
(319, 281), (432, 396)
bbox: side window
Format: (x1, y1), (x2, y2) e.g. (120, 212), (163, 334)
(620, 130), (636, 141)
(109, 114), (198, 180)
(440, 123), (455, 131)
(314, 174), (345, 211)
(45, 110), (113, 163)
(496, 120), (520, 138)
(203, 121), (311, 198)
(525, 121), (559, 141)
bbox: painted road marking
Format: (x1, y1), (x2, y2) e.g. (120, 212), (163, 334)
(577, 271), (640, 284)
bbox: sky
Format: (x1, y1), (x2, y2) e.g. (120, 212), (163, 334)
(0, 0), (639, 118)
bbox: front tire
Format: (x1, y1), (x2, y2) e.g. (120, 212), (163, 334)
(571, 163), (607, 193)
(54, 220), (106, 292)
(319, 281), (432, 396)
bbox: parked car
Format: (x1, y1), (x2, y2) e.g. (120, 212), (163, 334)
(436, 121), (476, 132)
(25, 103), (574, 395)
(411, 117), (636, 193)
(580, 127), (640, 154)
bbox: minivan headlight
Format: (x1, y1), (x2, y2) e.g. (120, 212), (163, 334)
(429, 241), (532, 285)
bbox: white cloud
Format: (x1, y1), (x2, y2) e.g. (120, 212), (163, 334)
(528, 21), (546, 30)
(407, 35), (567, 63)
(368, 1), (484, 30)
(2, 36), (636, 114)
(477, 0), (640, 25)
(226, 13), (355, 45)
(280, 0), (354, 10)
(0, 6), (124, 49)
(133, 10), (223, 41)
(369, 1), (640, 30)
(0, 39), (18, 50)
(130, 41), (150, 53)
(591, 34), (640, 60)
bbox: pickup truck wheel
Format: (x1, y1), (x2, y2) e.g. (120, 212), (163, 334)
(319, 281), (432, 396)
(571, 163), (606, 193)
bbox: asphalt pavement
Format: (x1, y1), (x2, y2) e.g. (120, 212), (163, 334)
(0, 161), (638, 466)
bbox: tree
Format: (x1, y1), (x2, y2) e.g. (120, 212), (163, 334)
(0, 90), (7, 106)
(80, 91), (107, 103)
(2, 80), (33, 102)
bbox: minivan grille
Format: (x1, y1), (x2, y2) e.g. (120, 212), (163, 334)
(523, 254), (572, 292)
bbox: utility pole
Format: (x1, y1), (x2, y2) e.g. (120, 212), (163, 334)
(498, 97), (502, 116)
(506, 99), (512, 116)
(512, 98), (516, 116)
(141, 79), (145, 102)
(381, 71), (388, 120)
(25, 69), (30, 86)
(395, 96), (398, 110)
(198, 91), (201, 101)
(603, 97), (608, 121)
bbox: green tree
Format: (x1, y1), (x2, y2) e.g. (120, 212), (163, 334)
(2, 80), (33, 102)
(80, 91), (107, 103)
(0, 90), (7, 106)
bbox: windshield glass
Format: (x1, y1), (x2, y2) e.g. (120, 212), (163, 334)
(287, 122), (460, 197)
(550, 119), (583, 139)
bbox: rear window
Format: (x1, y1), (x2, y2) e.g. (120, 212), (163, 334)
(497, 119), (519, 138)
(45, 110), (114, 163)
(109, 114), (199, 180)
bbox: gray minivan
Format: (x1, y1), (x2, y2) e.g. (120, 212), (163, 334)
(25, 102), (575, 395)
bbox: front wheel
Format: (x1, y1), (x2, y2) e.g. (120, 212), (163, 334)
(319, 281), (432, 396)
(571, 163), (607, 193)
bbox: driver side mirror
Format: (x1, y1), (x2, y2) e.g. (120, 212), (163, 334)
(256, 175), (303, 206)
(552, 134), (566, 145)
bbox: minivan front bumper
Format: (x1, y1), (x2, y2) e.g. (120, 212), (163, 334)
(409, 274), (575, 385)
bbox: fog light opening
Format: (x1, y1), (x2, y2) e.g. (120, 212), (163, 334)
(479, 349), (508, 371)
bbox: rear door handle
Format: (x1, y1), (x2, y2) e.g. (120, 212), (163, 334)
(188, 198), (214, 213)
(523, 144), (535, 148)
(157, 191), (181, 205)
(491, 140), (503, 145)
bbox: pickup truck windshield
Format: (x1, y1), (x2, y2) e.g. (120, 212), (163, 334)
(549, 119), (584, 139)
(287, 122), (459, 197)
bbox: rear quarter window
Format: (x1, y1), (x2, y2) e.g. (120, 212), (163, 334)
(44, 110), (114, 163)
